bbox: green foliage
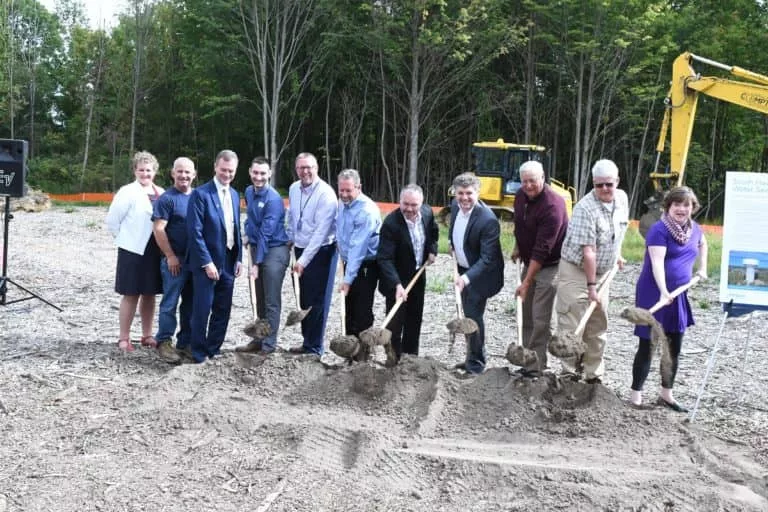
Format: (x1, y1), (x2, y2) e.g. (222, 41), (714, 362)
(0, 0), (765, 221)
(426, 273), (451, 293)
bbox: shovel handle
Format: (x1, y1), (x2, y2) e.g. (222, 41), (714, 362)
(515, 260), (523, 346)
(573, 265), (620, 337)
(337, 255), (347, 337)
(246, 248), (258, 321)
(290, 249), (302, 310)
(453, 255), (466, 318)
(647, 276), (702, 314)
(380, 265), (427, 329)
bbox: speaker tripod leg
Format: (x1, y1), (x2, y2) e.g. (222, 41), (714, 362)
(0, 278), (62, 311)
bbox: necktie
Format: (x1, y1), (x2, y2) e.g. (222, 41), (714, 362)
(222, 187), (235, 250)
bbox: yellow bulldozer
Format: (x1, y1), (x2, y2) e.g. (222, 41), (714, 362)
(453, 139), (576, 220)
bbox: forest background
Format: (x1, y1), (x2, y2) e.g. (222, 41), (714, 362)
(2, 0), (767, 220)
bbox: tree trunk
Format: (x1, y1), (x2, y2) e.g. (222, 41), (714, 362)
(524, 20), (534, 144)
(407, 11), (421, 186)
(573, 55), (584, 194)
(379, 53), (393, 201)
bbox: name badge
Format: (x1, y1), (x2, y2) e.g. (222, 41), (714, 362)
(258, 201), (265, 208)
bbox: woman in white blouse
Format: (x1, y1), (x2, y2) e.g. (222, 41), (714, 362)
(105, 151), (165, 352)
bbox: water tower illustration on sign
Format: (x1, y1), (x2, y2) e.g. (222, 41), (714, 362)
(742, 258), (759, 285)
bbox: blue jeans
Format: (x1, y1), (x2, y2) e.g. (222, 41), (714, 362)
(253, 244), (289, 351)
(155, 258), (193, 349)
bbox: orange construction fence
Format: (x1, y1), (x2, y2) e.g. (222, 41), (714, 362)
(49, 193), (722, 234)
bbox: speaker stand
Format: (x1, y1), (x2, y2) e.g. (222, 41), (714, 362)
(0, 196), (62, 311)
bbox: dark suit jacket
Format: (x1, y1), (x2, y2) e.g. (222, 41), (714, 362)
(186, 179), (242, 272)
(448, 201), (504, 299)
(377, 204), (439, 296)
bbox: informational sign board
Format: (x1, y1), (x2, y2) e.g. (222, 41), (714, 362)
(719, 172), (768, 314)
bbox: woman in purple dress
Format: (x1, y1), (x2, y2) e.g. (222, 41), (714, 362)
(630, 187), (708, 412)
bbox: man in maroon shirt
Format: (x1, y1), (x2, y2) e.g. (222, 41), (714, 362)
(512, 161), (569, 377)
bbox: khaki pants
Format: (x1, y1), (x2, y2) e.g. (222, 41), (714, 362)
(521, 264), (558, 372)
(555, 260), (609, 379)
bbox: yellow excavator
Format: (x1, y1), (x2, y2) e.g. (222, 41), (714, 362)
(456, 139), (576, 220)
(640, 52), (768, 235)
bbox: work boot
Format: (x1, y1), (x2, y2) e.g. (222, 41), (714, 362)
(157, 340), (181, 364)
(235, 340), (263, 353)
(176, 346), (196, 364)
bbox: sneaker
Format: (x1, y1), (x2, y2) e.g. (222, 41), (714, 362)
(235, 340), (263, 353)
(157, 340), (181, 364)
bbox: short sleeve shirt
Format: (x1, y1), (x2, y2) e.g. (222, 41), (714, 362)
(151, 187), (191, 258)
(561, 189), (629, 274)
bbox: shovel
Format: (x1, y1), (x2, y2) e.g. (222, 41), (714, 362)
(506, 259), (539, 368)
(620, 276), (702, 384)
(242, 247), (272, 341)
(549, 264), (619, 359)
(329, 259), (362, 361)
(446, 254), (479, 354)
(359, 264), (428, 366)
(285, 249), (312, 327)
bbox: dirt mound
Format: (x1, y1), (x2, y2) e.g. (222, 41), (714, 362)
(2, 206), (768, 511)
(282, 355), (441, 429)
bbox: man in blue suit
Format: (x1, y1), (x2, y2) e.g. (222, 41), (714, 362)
(186, 149), (243, 363)
(449, 172), (505, 375)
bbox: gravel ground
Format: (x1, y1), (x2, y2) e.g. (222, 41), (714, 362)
(0, 205), (767, 511)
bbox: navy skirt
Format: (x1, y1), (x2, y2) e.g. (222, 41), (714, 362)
(114, 236), (163, 295)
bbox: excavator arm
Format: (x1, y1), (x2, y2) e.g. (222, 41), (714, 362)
(641, 52), (768, 235)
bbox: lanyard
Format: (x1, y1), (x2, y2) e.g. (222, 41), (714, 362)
(298, 184), (316, 231)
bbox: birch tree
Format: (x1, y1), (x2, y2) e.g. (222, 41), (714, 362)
(237, 0), (322, 177)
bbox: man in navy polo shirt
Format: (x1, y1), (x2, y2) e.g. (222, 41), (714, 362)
(152, 157), (196, 363)
(235, 157), (290, 354)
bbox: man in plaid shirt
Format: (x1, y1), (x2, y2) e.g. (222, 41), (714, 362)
(556, 159), (628, 384)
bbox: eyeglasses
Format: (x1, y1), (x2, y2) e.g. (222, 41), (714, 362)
(593, 182), (615, 189)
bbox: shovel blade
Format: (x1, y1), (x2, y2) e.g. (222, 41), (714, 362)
(243, 319), (271, 340)
(285, 307), (312, 327)
(506, 344), (538, 368)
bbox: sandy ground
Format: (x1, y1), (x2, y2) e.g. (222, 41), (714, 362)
(1, 206), (767, 511)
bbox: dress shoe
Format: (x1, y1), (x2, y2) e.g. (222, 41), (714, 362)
(585, 377), (602, 385)
(657, 397), (688, 413)
(235, 340), (263, 353)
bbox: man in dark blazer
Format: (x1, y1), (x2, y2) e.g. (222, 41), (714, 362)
(186, 149), (243, 363)
(449, 172), (504, 375)
(377, 184), (439, 362)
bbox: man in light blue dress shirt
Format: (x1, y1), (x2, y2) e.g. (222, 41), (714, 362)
(336, 169), (381, 337)
(286, 152), (338, 355)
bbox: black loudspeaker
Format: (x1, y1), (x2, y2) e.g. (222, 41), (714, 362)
(0, 139), (28, 198)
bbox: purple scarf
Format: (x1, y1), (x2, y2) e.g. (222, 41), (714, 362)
(661, 212), (692, 245)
